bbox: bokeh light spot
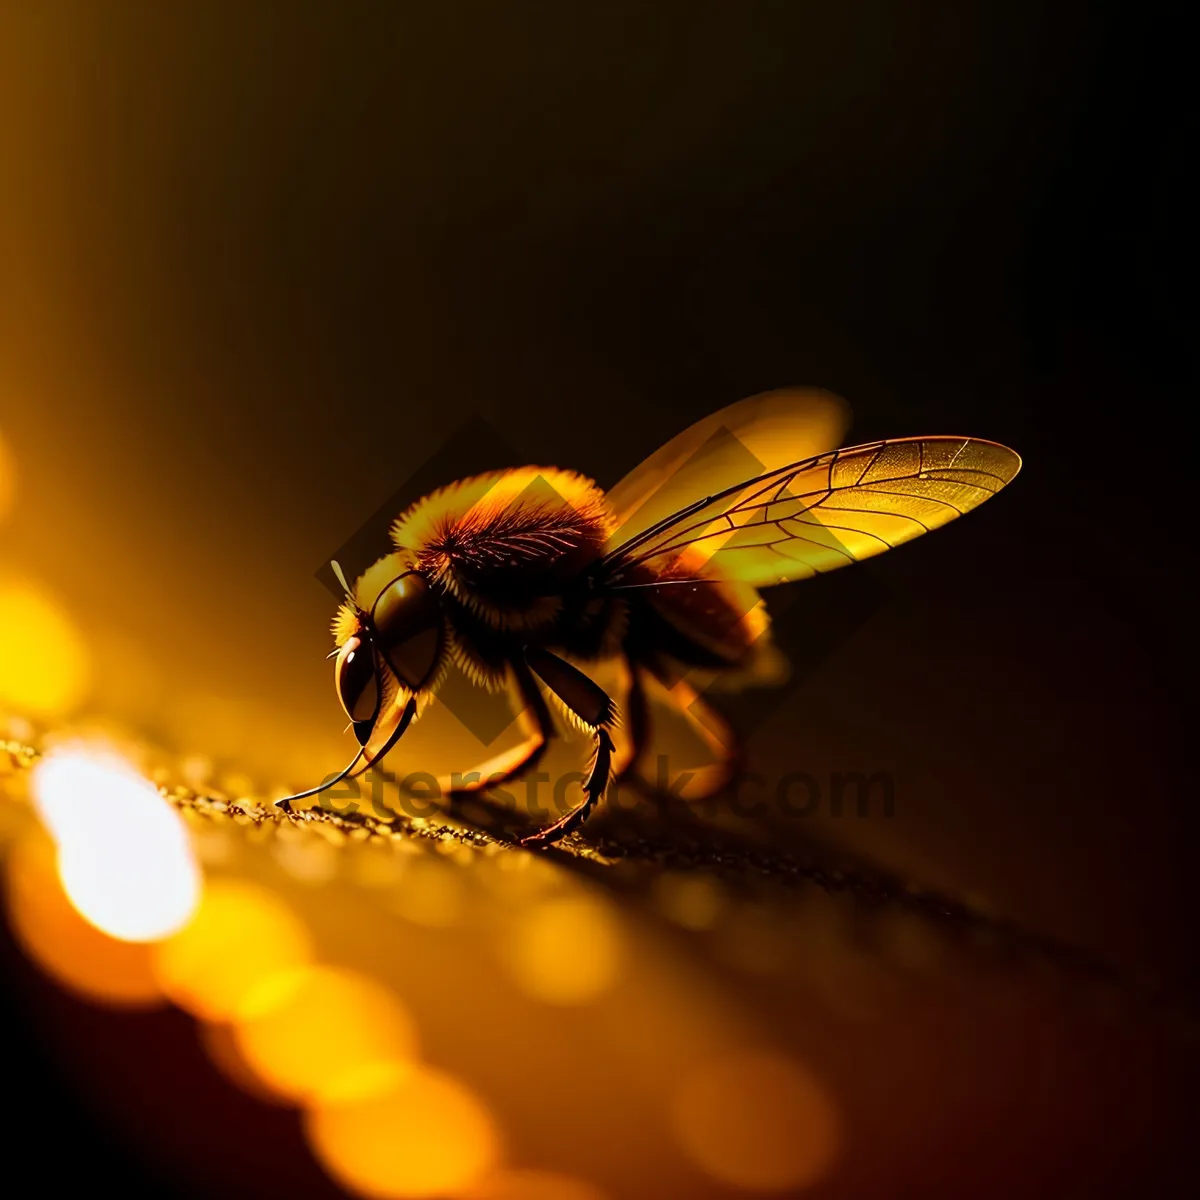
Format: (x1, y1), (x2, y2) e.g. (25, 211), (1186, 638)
(654, 873), (725, 931)
(306, 1064), (501, 1199)
(0, 576), (90, 717)
(31, 749), (200, 941)
(671, 1051), (840, 1192)
(153, 879), (312, 1020)
(200, 1020), (291, 1105)
(0, 426), (15, 522)
(4, 832), (163, 1007)
(501, 894), (622, 1005)
(388, 857), (464, 927)
(233, 965), (418, 1104)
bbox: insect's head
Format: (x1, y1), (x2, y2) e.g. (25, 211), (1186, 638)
(330, 559), (444, 745)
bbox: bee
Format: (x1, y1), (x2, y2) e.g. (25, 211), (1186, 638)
(276, 390), (1020, 845)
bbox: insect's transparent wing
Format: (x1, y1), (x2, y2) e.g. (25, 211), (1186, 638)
(604, 388), (850, 549)
(600, 436), (1021, 590)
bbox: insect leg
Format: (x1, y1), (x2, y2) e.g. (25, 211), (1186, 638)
(445, 659), (554, 796)
(617, 656), (650, 781)
(626, 662), (743, 801)
(519, 646), (617, 847)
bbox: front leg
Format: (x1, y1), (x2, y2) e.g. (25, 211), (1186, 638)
(444, 658), (554, 797)
(519, 646), (616, 847)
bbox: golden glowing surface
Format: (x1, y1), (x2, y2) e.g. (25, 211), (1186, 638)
(0, 671), (1171, 1200)
(388, 856), (466, 927)
(0, 718), (890, 1200)
(671, 1052), (840, 1191)
(8, 715), (852, 1199)
(306, 1065), (501, 1199)
(501, 892), (623, 1004)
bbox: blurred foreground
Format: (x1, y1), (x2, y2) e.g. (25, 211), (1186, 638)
(2, 692), (1197, 1198)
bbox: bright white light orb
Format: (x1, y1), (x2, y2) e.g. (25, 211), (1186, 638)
(32, 749), (201, 942)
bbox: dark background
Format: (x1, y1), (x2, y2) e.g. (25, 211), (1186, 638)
(1, 1), (1193, 1195)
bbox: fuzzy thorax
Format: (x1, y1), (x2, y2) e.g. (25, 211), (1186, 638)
(388, 467), (613, 631)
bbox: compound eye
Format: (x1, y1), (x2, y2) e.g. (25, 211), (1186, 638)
(334, 635), (379, 741)
(372, 572), (442, 690)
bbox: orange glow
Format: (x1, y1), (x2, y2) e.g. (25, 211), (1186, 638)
(232, 965), (418, 1104)
(671, 1051), (840, 1192)
(348, 841), (406, 889)
(0, 575), (90, 717)
(306, 1064), (501, 1199)
(31, 748), (201, 941)
(199, 1020), (291, 1106)
(654, 872), (724, 931)
(388, 856), (465, 927)
(500, 893), (622, 1004)
(4, 832), (163, 1008)
(0, 425), (14, 522)
(153, 879), (312, 1020)
(272, 824), (339, 884)
(463, 1170), (607, 1200)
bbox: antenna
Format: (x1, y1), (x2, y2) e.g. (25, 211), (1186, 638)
(331, 559), (355, 603)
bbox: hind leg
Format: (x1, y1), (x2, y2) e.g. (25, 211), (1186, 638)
(518, 646), (617, 847)
(620, 659), (743, 802)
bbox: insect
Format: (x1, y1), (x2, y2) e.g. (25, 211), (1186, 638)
(276, 389), (1020, 845)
